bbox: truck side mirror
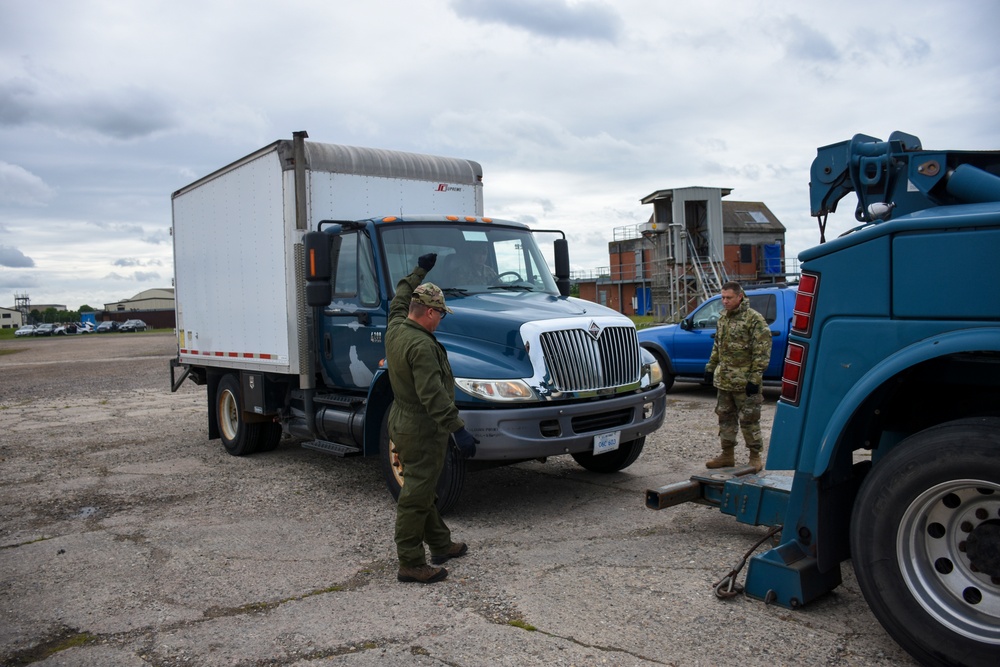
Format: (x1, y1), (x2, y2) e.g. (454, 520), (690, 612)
(304, 231), (333, 306)
(553, 238), (570, 297)
(680, 318), (692, 331)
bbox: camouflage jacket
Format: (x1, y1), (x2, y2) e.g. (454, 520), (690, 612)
(384, 267), (464, 434)
(705, 297), (772, 391)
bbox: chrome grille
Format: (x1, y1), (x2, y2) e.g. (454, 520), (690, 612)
(539, 326), (640, 392)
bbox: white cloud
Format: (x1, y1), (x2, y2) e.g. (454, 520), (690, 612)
(0, 244), (35, 267)
(0, 161), (55, 206)
(0, 0), (997, 309)
(449, 0), (624, 43)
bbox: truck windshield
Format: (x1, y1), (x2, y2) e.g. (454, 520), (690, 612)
(380, 223), (560, 294)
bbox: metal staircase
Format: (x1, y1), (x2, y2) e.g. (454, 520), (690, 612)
(687, 235), (728, 303)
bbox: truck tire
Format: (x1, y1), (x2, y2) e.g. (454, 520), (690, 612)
(378, 404), (466, 515)
(571, 436), (645, 473)
(850, 417), (1000, 667)
(216, 374), (275, 456)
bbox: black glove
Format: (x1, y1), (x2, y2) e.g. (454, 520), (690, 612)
(704, 370), (714, 385)
(418, 253), (437, 271)
(452, 427), (478, 459)
(746, 382), (760, 396)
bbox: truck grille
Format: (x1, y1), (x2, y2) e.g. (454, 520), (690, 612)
(539, 326), (640, 392)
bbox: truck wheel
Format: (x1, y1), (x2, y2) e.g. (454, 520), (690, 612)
(256, 422), (283, 453)
(850, 417), (1000, 667)
(378, 405), (466, 514)
(571, 436), (645, 473)
(216, 374), (270, 456)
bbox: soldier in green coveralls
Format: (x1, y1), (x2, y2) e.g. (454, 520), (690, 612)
(385, 253), (478, 584)
(703, 281), (773, 472)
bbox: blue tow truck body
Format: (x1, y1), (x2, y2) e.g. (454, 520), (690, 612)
(647, 132), (1000, 667)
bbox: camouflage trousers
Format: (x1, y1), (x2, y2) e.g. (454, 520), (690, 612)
(715, 389), (764, 452)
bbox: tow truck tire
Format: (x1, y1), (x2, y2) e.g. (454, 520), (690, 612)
(378, 404), (466, 515)
(850, 417), (1000, 667)
(216, 374), (272, 456)
(571, 436), (645, 473)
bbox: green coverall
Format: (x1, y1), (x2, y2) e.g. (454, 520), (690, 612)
(384, 268), (465, 567)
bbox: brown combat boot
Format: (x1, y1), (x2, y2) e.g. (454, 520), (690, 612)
(748, 452), (763, 473)
(397, 564), (448, 584)
(431, 542), (468, 565)
(706, 447), (735, 469)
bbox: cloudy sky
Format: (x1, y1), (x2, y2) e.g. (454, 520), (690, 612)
(1, 0), (997, 311)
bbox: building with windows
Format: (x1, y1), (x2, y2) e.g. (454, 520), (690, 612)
(576, 187), (794, 320)
(0, 306), (24, 329)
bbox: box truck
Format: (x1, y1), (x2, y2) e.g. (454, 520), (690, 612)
(171, 132), (666, 511)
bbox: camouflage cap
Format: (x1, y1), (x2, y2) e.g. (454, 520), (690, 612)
(412, 282), (454, 313)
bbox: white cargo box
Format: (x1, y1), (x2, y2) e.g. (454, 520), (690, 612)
(171, 138), (484, 375)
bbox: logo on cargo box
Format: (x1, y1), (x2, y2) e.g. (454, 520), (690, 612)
(436, 183), (462, 192)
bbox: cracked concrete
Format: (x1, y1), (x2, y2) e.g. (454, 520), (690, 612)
(0, 333), (916, 666)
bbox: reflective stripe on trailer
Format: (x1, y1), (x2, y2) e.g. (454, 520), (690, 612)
(179, 349), (275, 359)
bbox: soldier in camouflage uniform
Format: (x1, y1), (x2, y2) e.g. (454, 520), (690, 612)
(703, 281), (773, 472)
(385, 253), (478, 584)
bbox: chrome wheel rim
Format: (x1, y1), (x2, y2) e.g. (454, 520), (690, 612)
(897, 478), (1000, 644)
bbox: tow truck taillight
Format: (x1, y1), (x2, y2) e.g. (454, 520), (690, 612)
(782, 271), (818, 404)
(781, 342), (806, 403)
(791, 272), (819, 335)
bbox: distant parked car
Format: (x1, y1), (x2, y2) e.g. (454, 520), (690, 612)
(95, 321), (120, 333)
(77, 322), (94, 333)
(15, 325), (35, 337)
(55, 323), (83, 335)
(636, 285), (797, 392)
(33, 323), (56, 336)
(119, 319), (148, 332)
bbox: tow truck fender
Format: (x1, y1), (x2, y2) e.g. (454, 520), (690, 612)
(811, 326), (1000, 477)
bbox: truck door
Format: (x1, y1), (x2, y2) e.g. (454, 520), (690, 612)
(321, 231), (386, 390)
(672, 296), (724, 374)
(746, 293), (783, 380)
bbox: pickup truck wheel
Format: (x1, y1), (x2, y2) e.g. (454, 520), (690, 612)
(378, 404), (466, 515)
(571, 436), (645, 473)
(850, 417), (1000, 667)
(216, 374), (267, 456)
(648, 349), (674, 392)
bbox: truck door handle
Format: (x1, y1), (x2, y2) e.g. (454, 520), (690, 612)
(771, 330), (779, 337)
(324, 308), (370, 326)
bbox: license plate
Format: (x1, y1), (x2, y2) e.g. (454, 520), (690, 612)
(593, 430), (621, 455)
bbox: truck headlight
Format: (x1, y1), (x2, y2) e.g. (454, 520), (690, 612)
(640, 348), (663, 388)
(455, 378), (537, 402)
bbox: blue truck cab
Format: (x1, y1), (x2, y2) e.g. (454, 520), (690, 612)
(303, 215), (667, 509)
(637, 285), (796, 391)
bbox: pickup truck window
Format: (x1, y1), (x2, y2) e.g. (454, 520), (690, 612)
(748, 294), (777, 324)
(691, 293), (777, 329)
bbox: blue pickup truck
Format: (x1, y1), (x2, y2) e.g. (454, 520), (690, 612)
(636, 285), (797, 391)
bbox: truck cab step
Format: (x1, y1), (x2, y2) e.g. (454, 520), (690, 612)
(301, 439), (361, 457)
(313, 394), (365, 407)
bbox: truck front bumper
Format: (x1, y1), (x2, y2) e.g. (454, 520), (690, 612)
(459, 385), (666, 461)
